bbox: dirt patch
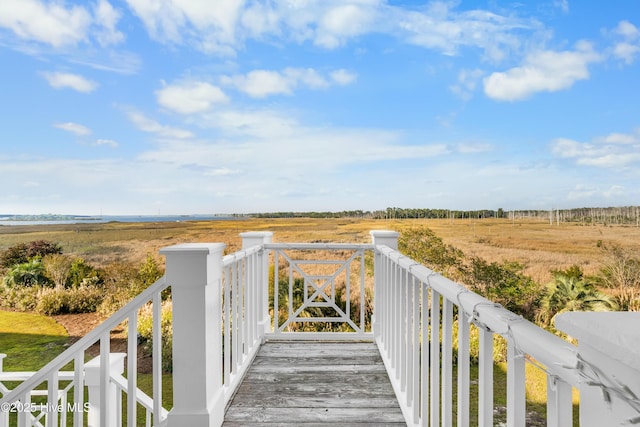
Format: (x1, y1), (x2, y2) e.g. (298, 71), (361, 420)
(52, 312), (102, 344)
(52, 312), (153, 374)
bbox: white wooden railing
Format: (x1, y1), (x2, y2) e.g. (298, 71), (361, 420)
(0, 275), (170, 427)
(371, 231), (581, 426)
(3, 229), (640, 426)
(265, 242), (373, 340)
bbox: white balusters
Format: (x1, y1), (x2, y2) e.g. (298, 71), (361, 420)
(457, 310), (470, 427)
(478, 327), (494, 427)
(507, 338), (526, 427)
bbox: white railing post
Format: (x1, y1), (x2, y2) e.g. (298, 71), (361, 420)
(556, 312), (640, 427)
(240, 232), (273, 336)
(370, 230), (399, 338)
(84, 353), (126, 427)
(161, 243), (226, 427)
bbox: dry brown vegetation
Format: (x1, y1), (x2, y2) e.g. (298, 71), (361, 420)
(2, 217), (640, 284)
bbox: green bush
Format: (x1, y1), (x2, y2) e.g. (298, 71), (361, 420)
(137, 300), (173, 372)
(0, 240), (62, 269)
(98, 255), (164, 316)
(0, 285), (41, 311)
(398, 226), (464, 279)
(3, 258), (51, 287)
(461, 257), (541, 321)
(35, 285), (105, 315)
(0, 284), (104, 315)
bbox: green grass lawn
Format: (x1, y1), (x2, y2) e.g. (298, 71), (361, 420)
(0, 310), (69, 372)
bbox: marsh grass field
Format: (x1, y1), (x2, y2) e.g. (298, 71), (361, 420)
(2, 216), (639, 283)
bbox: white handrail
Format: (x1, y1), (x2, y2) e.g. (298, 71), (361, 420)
(0, 276), (170, 427)
(374, 243), (580, 427)
(377, 245), (579, 383)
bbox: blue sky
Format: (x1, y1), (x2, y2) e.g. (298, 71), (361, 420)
(1, 0), (639, 215)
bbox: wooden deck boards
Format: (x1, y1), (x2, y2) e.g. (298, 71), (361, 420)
(223, 341), (406, 426)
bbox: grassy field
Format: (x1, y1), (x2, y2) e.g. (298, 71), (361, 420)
(2, 216), (639, 284)
(0, 311), (69, 372)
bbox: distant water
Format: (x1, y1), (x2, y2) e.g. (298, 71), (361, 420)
(0, 214), (241, 226)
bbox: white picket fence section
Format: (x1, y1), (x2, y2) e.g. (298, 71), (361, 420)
(2, 229), (640, 426)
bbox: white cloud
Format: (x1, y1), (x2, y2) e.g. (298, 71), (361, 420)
(125, 0), (243, 55)
(54, 122), (92, 136)
(124, 0), (541, 61)
(615, 20), (639, 39)
(456, 143), (492, 153)
(70, 50), (142, 75)
(42, 72), (98, 93)
(93, 0), (125, 46)
(96, 139), (119, 148)
(222, 70), (292, 98)
(553, 0), (569, 14)
(204, 167), (240, 176)
(330, 69), (357, 85)
(483, 41), (602, 101)
(0, 0), (124, 49)
(394, 2), (537, 62)
(156, 81), (229, 114)
(567, 184), (624, 201)
(126, 110), (194, 139)
(315, 3), (379, 48)
(0, 0), (91, 47)
(550, 130), (640, 168)
(137, 105), (450, 181)
(222, 67), (356, 98)
(450, 68), (484, 100)
(611, 20), (640, 64)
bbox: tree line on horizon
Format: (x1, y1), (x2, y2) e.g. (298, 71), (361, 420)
(248, 205), (640, 225)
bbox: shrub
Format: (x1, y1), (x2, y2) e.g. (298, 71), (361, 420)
(137, 300), (173, 372)
(43, 254), (73, 289)
(462, 257), (541, 321)
(593, 244), (640, 311)
(3, 259), (51, 288)
(0, 240), (63, 269)
(97, 255), (164, 316)
(0, 285), (41, 311)
(0, 283), (104, 315)
(69, 258), (99, 288)
(398, 226), (464, 279)
(35, 285), (105, 315)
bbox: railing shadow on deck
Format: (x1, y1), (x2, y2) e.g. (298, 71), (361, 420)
(2, 230), (639, 426)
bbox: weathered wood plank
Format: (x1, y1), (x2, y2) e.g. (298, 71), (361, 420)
(224, 407), (405, 423)
(228, 395), (400, 408)
(233, 382), (397, 397)
(222, 341), (405, 426)
(239, 371), (391, 383)
(223, 423), (405, 427)
(252, 358), (386, 373)
(251, 355), (383, 365)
